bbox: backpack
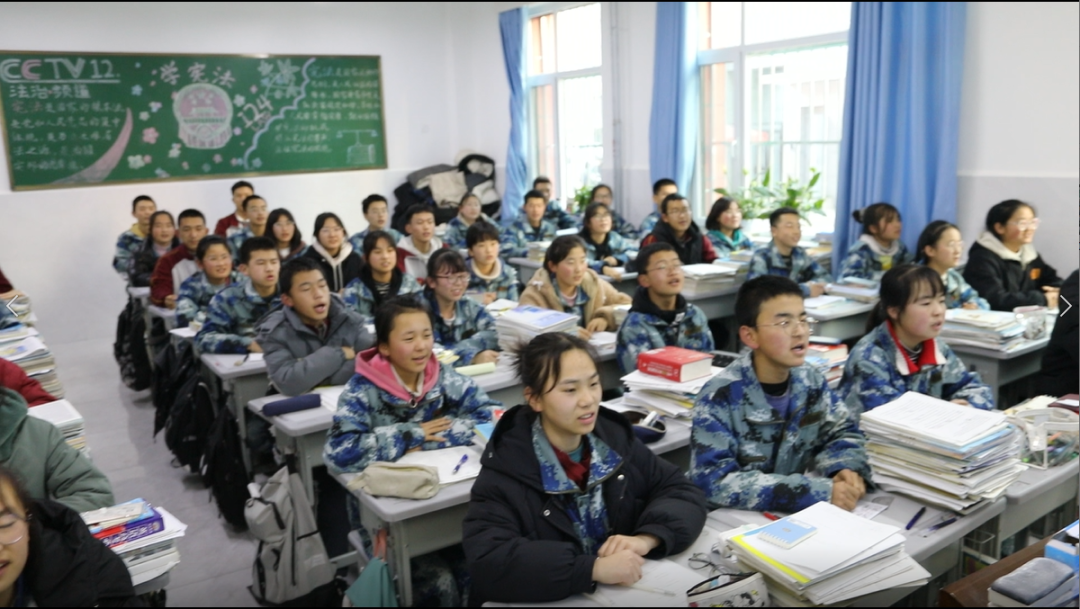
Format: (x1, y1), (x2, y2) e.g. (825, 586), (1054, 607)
(163, 374), (215, 473)
(246, 467), (337, 606)
(345, 529), (398, 607)
(201, 407), (250, 530)
(152, 340), (197, 437)
(114, 297), (152, 391)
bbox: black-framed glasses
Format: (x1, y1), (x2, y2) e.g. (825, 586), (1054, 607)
(753, 318), (817, 336)
(436, 273), (470, 286)
(0, 513), (27, 546)
(688, 552), (740, 575)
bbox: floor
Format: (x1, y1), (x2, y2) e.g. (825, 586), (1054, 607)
(52, 337), (260, 607)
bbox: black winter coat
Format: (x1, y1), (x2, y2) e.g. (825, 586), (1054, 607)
(1039, 269), (1079, 396)
(963, 241), (1062, 311)
(462, 405), (707, 607)
(128, 237), (180, 288)
(25, 499), (141, 607)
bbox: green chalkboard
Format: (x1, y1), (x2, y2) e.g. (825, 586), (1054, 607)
(0, 52), (387, 190)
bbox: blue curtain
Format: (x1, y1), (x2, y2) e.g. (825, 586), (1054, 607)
(649, 2), (699, 195)
(834, 2), (967, 271)
(499, 7), (529, 226)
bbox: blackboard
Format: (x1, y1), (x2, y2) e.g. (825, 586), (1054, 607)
(0, 52), (387, 190)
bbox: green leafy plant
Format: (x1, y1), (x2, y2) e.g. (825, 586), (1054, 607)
(715, 168), (825, 222)
(571, 184), (593, 215)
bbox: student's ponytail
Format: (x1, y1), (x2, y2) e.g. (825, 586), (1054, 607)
(865, 264), (945, 333)
(854, 203), (901, 236)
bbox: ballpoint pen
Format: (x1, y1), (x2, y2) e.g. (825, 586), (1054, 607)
(451, 454), (469, 475)
(905, 507), (926, 530)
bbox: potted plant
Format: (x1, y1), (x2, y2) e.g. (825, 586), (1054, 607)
(715, 168), (826, 225)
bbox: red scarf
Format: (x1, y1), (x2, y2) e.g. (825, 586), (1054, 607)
(552, 440), (592, 491)
(885, 320), (939, 374)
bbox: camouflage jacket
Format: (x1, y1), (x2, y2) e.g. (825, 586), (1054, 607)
(545, 200), (580, 230)
(225, 225), (256, 263)
(747, 242), (832, 297)
(442, 215), (494, 250)
(349, 227), (403, 253)
(323, 355), (500, 473)
(466, 258), (520, 301)
(425, 290), (499, 366)
(706, 229), (754, 259)
(194, 282), (281, 354)
(837, 322), (994, 414)
(638, 211), (661, 238)
(610, 209), (640, 242)
(837, 236), (913, 281)
(580, 231), (632, 274)
(112, 226), (146, 275)
(615, 289), (715, 373)
(176, 270), (245, 327)
(501, 215), (559, 260)
(942, 267), (990, 310)
(690, 351), (871, 512)
(341, 270), (422, 325)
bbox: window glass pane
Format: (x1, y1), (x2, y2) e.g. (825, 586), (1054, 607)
(701, 62), (736, 213)
(745, 44), (847, 221)
(699, 2), (741, 50)
(556, 4), (601, 72)
(530, 14), (556, 75)
(744, 2), (850, 45)
(530, 84), (557, 186)
(557, 75), (603, 201)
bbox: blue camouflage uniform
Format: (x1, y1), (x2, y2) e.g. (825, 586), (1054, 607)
(611, 209), (640, 242)
(324, 363), (500, 473)
(112, 228), (146, 275)
(425, 290), (500, 366)
(175, 270), (246, 327)
(341, 272), (422, 325)
(194, 282), (281, 354)
(443, 215), (494, 250)
(581, 231), (632, 274)
(837, 238), (913, 281)
(349, 227), (403, 253)
(747, 242), (833, 297)
(500, 216), (559, 260)
(638, 210), (661, 238)
(690, 352), (871, 512)
(706, 229), (754, 259)
(615, 289), (714, 373)
(466, 258), (519, 301)
(544, 200), (580, 230)
(837, 322), (994, 414)
(942, 268), (990, 310)
(225, 225), (255, 263)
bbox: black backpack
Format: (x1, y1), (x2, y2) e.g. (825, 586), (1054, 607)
(114, 297), (152, 391)
(201, 408), (250, 530)
(163, 375), (216, 473)
(152, 340), (197, 437)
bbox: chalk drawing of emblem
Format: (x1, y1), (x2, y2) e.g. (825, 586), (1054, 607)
(173, 83), (233, 149)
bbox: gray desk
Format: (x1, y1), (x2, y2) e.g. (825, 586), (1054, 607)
(127, 285), (150, 303)
(147, 304), (178, 332)
(947, 337), (1050, 408)
(992, 460), (1080, 558)
(508, 257), (541, 283)
(200, 353), (270, 473)
(805, 299), (876, 341)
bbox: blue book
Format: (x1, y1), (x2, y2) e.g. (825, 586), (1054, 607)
(756, 518), (818, 549)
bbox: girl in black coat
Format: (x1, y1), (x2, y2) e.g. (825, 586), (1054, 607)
(128, 211), (179, 287)
(462, 333), (707, 606)
(963, 199), (1062, 311)
(301, 212), (364, 294)
(0, 466), (140, 607)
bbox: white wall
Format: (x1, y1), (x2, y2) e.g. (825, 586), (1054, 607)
(957, 2), (1079, 274)
(0, 2), (462, 343)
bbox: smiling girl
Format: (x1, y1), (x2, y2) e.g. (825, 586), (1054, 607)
(578, 203), (632, 280)
(838, 264), (993, 414)
(838, 202), (912, 281)
(342, 230), (422, 325)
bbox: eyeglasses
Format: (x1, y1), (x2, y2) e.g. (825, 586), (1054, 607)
(319, 227), (344, 236)
(688, 552), (740, 576)
(1008, 218), (1040, 231)
(646, 261), (684, 275)
(0, 513), (27, 546)
(942, 240), (965, 250)
(666, 207), (692, 217)
(436, 273), (470, 286)
(754, 318), (817, 336)
(591, 213), (612, 219)
(273, 221), (295, 229)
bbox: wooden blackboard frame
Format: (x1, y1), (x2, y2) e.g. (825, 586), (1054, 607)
(0, 50), (388, 191)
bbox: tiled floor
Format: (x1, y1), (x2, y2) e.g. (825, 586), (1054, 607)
(52, 337), (260, 607)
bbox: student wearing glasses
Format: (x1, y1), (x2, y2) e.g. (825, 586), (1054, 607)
(704, 196), (754, 258)
(267, 208), (307, 263)
(690, 276), (871, 513)
(747, 207), (832, 297)
(963, 199), (1062, 311)
(302, 212), (363, 293)
(639, 194), (718, 265)
(579, 202), (632, 280)
(424, 249), (500, 367)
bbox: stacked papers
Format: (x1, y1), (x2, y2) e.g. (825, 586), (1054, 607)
(27, 399), (87, 457)
(84, 502), (186, 587)
(0, 323), (37, 344)
(620, 367), (722, 419)
(526, 241), (552, 262)
(861, 392), (1024, 512)
(495, 305), (579, 352)
(940, 309), (1026, 351)
(725, 502), (930, 605)
(825, 283), (879, 303)
(681, 263), (737, 295)
(0, 334), (64, 397)
(484, 299), (520, 316)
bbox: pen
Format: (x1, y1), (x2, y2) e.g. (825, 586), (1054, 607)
(629, 584), (676, 597)
(762, 512), (780, 521)
(925, 517), (958, 533)
(451, 454), (469, 475)
(905, 507), (926, 530)
(235, 352), (251, 367)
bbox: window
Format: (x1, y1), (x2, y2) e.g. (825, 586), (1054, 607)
(527, 3), (603, 202)
(698, 2), (850, 232)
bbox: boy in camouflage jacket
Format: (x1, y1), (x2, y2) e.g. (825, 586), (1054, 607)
(501, 190), (559, 260)
(194, 237), (281, 354)
(747, 207), (831, 297)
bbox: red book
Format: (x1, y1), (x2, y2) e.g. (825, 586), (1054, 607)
(637, 346), (712, 383)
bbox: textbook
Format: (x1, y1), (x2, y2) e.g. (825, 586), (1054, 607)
(495, 305), (579, 352)
(681, 263), (737, 295)
(756, 517), (817, 549)
(27, 399), (86, 456)
(637, 346), (713, 383)
(825, 283), (879, 303)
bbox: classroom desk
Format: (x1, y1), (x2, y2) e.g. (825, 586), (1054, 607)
(508, 257), (541, 283)
(947, 337), (1050, 407)
(127, 286), (150, 303)
(168, 326), (195, 349)
(132, 572), (170, 598)
(147, 304), (178, 332)
(200, 353), (270, 473)
(992, 459), (1080, 558)
(805, 299), (876, 341)
(682, 284), (742, 320)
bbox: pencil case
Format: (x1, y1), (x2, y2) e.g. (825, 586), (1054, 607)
(263, 394), (321, 416)
(350, 462), (439, 499)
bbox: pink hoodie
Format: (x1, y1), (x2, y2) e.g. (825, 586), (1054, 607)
(354, 346), (440, 403)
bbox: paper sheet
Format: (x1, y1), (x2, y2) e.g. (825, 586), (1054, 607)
(860, 392), (1006, 446)
(852, 501), (889, 520)
(396, 446), (483, 485)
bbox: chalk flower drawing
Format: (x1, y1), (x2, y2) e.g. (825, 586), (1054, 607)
(213, 154), (222, 163)
(155, 168), (169, 178)
(168, 143), (182, 158)
(142, 127), (160, 145)
(139, 111), (150, 121)
(131, 85), (143, 96)
(251, 158), (263, 168)
(202, 163), (212, 172)
(143, 155), (152, 163)
(233, 95), (246, 107)
(182, 161), (189, 170)
(127, 155), (146, 169)
(150, 101), (163, 113)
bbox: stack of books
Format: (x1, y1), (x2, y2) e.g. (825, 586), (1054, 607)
(861, 392), (1025, 512)
(82, 499), (187, 586)
(825, 281), (879, 303)
(526, 240), (551, 262)
(494, 305), (579, 352)
(805, 342), (849, 383)
(0, 334), (64, 397)
(27, 399), (87, 458)
(728, 249), (755, 263)
(621, 348), (722, 419)
(940, 309), (1026, 351)
(724, 502), (930, 605)
(681, 263), (738, 295)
